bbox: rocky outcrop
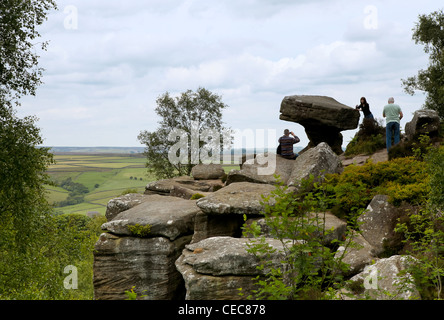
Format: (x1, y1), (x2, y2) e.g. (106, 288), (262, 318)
(357, 195), (404, 256)
(145, 175), (223, 197)
(226, 153), (295, 185)
(175, 236), (292, 300)
(105, 193), (148, 221)
(287, 142), (342, 189)
(405, 109), (441, 141)
(94, 195), (200, 300)
(226, 143), (342, 188)
(279, 95), (360, 154)
(343, 255), (420, 300)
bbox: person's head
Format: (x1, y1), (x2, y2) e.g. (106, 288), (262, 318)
(388, 97), (395, 104)
(284, 129), (290, 136)
(360, 97), (367, 105)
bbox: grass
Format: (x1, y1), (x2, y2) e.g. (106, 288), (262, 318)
(46, 154), (153, 216)
(45, 154), (240, 216)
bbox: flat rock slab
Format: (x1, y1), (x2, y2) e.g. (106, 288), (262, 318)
(101, 194), (200, 240)
(196, 182), (276, 215)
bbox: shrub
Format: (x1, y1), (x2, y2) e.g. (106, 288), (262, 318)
(323, 157), (429, 224)
(344, 118), (386, 156)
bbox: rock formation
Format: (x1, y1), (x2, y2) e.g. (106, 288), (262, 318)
(405, 109), (441, 141)
(93, 98), (425, 300)
(279, 95), (360, 154)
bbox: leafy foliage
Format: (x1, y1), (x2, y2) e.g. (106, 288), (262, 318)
(402, 9), (444, 118)
(323, 157), (430, 224)
(0, 0), (57, 107)
(138, 87), (230, 179)
(242, 176), (351, 300)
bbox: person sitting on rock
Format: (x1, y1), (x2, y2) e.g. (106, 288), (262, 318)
(355, 97), (374, 119)
(278, 129), (300, 160)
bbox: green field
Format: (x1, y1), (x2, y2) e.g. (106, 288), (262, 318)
(45, 153), (239, 216)
(45, 154), (153, 216)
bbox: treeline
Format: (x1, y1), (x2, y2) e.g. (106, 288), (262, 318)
(57, 177), (89, 207)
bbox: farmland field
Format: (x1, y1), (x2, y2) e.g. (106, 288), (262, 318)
(45, 153), (153, 216)
(45, 153), (239, 216)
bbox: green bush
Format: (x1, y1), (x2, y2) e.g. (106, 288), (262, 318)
(190, 193), (205, 200)
(344, 118), (386, 156)
(323, 157), (429, 224)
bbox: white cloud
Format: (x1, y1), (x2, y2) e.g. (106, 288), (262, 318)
(16, 0), (441, 148)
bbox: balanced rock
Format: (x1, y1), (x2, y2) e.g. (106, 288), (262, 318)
(405, 109), (441, 141)
(279, 95), (360, 154)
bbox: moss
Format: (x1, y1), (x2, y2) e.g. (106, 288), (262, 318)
(190, 193), (205, 200)
(127, 223), (151, 237)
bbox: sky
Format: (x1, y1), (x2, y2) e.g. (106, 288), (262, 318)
(17, 0), (443, 149)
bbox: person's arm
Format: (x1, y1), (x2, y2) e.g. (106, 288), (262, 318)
(399, 110), (403, 120)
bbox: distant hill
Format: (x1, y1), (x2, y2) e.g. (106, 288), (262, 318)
(46, 146), (146, 154)
(45, 146), (303, 155)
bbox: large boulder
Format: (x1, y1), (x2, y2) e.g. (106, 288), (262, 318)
(192, 182), (275, 242)
(101, 194), (199, 240)
(357, 195), (404, 256)
(344, 255), (420, 300)
(94, 232), (191, 300)
(243, 211), (347, 247)
(287, 142), (342, 189)
(94, 195), (200, 300)
(335, 232), (378, 276)
(279, 95), (360, 154)
(145, 176), (223, 196)
(191, 163), (225, 180)
(196, 182), (275, 215)
(226, 153), (295, 185)
(405, 109), (441, 141)
(105, 193), (148, 221)
(175, 236), (291, 300)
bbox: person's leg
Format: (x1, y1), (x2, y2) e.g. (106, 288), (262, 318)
(386, 122), (393, 151)
(393, 122), (400, 146)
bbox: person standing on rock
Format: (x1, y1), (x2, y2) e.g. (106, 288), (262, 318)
(356, 97), (374, 119)
(278, 129), (300, 160)
(383, 97), (403, 151)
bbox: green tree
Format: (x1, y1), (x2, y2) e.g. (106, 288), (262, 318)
(402, 9), (444, 118)
(0, 0), (57, 107)
(138, 87), (230, 179)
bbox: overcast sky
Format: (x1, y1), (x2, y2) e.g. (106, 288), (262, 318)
(18, 0), (442, 149)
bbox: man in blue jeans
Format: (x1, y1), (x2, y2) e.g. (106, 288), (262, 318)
(383, 97), (403, 152)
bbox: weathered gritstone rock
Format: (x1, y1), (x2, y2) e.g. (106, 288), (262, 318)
(101, 194), (199, 240)
(279, 95), (360, 154)
(357, 195), (403, 256)
(105, 193), (148, 221)
(145, 176), (223, 196)
(196, 182), (275, 215)
(94, 232), (192, 300)
(344, 255), (420, 300)
(405, 109), (440, 141)
(191, 163), (226, 180)
(287, 142), (342, 189)
(94, 195), (201, 300)
(226, 153), (295, 185)
(175, 236), (296, 300)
